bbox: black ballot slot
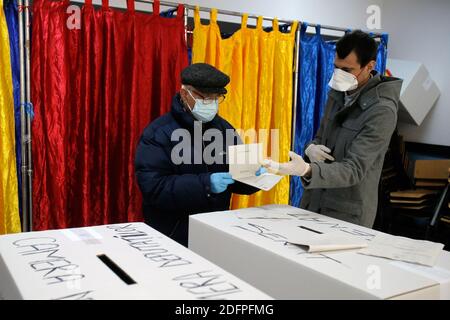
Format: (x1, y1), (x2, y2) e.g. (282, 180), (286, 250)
(97, 254), (137, 285)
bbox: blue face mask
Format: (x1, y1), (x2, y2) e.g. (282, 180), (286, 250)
(186, 89), (219, 123)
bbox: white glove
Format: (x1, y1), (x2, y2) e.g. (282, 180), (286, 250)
(305, 144), (335, 163)
(262, 151), (310, 177)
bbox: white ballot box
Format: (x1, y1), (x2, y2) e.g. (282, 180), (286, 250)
(0, 223), (271, 300)
(189, 205), (450, 300)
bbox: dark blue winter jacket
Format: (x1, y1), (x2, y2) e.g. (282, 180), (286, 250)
(135, 93), (258, 246)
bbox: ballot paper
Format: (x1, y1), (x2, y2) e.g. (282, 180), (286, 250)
(359, 234), (445, 267)
(228, 143), (283, 191)
(283, 231), (368, 253)
(233, 173), (284, 192)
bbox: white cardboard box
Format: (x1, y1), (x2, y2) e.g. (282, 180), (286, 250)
(0, 222), (271, 300)
(189, 205), (450, 300)
(387, 58), (440, 126)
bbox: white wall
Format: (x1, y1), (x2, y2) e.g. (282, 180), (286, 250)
(382, 0), (450, 146)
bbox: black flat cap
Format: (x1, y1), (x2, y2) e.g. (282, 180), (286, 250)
(181, 63), (230, 94)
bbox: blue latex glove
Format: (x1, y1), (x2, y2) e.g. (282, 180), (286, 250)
(255, 167), (267, 176)
(210, 173), (235, 194)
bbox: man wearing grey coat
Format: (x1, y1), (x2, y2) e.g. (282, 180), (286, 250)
(264, 30), (403, 228)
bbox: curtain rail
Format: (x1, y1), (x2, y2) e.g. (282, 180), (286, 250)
(68, 0), (384, 37)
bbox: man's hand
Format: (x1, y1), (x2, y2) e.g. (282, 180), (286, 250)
(262, 151), (311, 177)
(305, 144), (335, 163)
(210, 173), (235, 193)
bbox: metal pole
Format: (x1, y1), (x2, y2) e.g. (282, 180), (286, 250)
(291, 25), (301, 153)
(182, 3), (293, 25)
(17, 0), (28, 232)
(290, 25), (301, 206)
(24, 0), (33, 231)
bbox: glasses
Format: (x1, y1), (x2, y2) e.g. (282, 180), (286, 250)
(190, 89), (226, 104)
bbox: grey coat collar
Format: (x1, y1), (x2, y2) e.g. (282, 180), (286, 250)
(329, 71), (403, 111)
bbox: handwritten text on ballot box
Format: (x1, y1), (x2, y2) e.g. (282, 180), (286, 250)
(0, 222), (271, 300)
(189, 205), (450, 300)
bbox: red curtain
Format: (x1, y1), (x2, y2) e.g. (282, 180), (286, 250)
(31, 0), (188, 230)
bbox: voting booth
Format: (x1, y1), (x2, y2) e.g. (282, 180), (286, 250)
(189, 205), (450, 300)
(0, 223), (271, 300)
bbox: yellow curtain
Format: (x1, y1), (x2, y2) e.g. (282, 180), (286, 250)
(0, 1), (21, 234)
(192, 7), (298, 208)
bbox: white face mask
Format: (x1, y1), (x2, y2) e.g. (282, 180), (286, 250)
(328, 68), (359, 92)
(186, 89), (218, 123)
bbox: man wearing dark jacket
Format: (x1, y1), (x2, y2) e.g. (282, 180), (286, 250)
(135, 63), (259, 246)
(264, 31), (403, 228)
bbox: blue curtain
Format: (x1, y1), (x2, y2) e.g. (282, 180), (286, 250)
(4, 0), (21, 215)
(291, 23), (335, 207)
(290, 25), (389, 207)
(375, 33), (388, 74)
(160, 7), (177, 17)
